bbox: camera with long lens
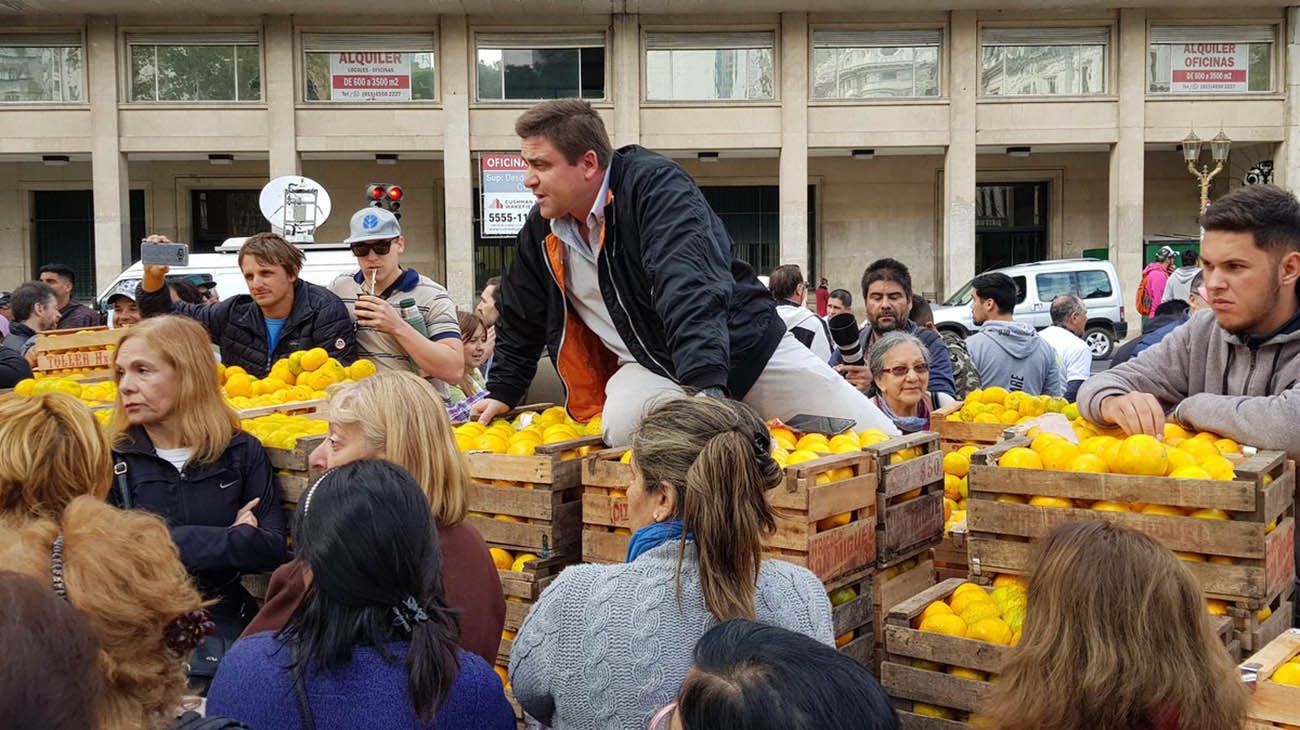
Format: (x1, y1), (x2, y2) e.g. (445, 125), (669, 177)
(828, 313), (864, 366)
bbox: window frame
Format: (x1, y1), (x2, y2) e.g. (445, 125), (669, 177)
(298, 29), (440, 105)
(640, 26), (780, 105)
(470, 29), (609, 104)
(1145, 22), (1280, 98)
(977, 24), (1115, 100)
(808, 26), (946, 103)
(122, 29), (265, 105)
(0, 31), (86, 105)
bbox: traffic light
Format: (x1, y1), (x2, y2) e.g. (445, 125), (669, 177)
(366, 183), (403, 219)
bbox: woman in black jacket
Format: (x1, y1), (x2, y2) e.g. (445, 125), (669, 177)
(106, 315), (289, 685)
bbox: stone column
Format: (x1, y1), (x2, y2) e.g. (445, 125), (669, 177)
(611, 13), (641, 147)
(442, 15), (475, 307)
(266, 15), (301, 178)
(1278, 7), (1300, 189)
(87, 16), (130, 290)
(1109, 7), (1146, 334)
(778, 11), (809, 274)
(942, 10), (978, 298)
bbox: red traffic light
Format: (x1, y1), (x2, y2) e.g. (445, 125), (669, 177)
(367, 184), (385, 201)
(386, 186), (403, 202)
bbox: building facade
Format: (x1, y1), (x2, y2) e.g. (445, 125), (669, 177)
(2, 2), (1296, 325)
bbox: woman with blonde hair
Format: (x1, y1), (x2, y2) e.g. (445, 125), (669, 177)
(0, 496), (217, 730)
(242, 370), (505, 663)
(982, 521), (1247, 730)
(107, 315), (288, 684)
(0, 391), (112, 524)
(510, 397), (833, 730)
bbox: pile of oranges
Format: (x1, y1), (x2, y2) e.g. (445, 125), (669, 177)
(996, 425), (1242, 482)
(942, 446), (977, 535)
(945, 388), (1072, 426)
(452, 406), (602, 456)
(220, 348), (377, 410)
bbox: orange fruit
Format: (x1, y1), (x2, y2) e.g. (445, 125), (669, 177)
(919, 613), (968, 638)
(1091, 500), (1130, 512)
(1029, 495), (1074, 509)
(489, 547), (513, 570)
(1169, 465), (1213, 480)
(1177, 438), (1220, 463)
(1068, 453), (1109, 474)
(347, 358), (377, 380)
(1114, 435), (1168, 476)
(968, 618), (1013, 646)
(999, 447), (1043, 470)
(1213, 438), (1241, 455)
(816, 512), (852, 531)
(1199, 455), (1237, 481)
(1039, 442), (1081, 471)
(300, 347), (329, 372)
(224, 373), (254, 398)
(943, 451), (971, 478)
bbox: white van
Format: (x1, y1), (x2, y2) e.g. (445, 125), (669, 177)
(930, 258), (1129, 360)
(95, 241), (358, 313)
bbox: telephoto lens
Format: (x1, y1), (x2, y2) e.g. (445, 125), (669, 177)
(828, 313), (864, 366)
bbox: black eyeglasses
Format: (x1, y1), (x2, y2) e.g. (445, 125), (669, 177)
(882, 363), (929, 378)
(350, 238), (394, 257)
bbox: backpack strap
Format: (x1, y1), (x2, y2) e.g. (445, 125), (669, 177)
(113, 459), (133, 509)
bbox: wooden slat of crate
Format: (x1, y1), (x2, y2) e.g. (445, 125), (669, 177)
(879, 490), (945, 567)
(933, 528), (968, 582)
(869, 433), (946, 567)
(826, 567), (874, 664)
(469, 498), (582, 558)
(1231, 586), (1296, 653)
(504, 598), (533, 633)
(764, 451), (879, 582)
(236, 398), (331, 420)
(38, 349), (114, 371)
(498, 554), (573, 601)
(33, 326), (122, 353)
(874, 557), (938, 644)
(277, 470), (321, 503)
(581, 447), (632, 489)
(581, 527), (630, 564)
(895, 710), (970, 730)
(466, 435), (604, 487)
(930, 402), (1006, 453)
(1241, 628), (1300, 728)
(266, 434), (327, 471)
(867, 432), (946, 500)
(884, 662), (992, 715)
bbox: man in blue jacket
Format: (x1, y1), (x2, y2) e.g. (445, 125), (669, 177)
(473, 99), (896, 445)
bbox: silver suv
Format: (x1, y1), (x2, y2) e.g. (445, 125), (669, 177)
(930, 258), (1129, 360)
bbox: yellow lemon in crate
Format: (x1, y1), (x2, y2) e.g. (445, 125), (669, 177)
(1206, 599), (1228, 616)
(1272, 663), (1300, 687)
(981, 386), (1008, 405)
(1163, 447), (1197, 474)
(993, 574), (1028, 590)
(950, 591), (993, 617)
(918, 613), (968, 638)
(948, 666), (988, 680)
(829, 587), (857, 606)
(815, 467), (855, 485)
(489, 547), (513, 570)
(1068, 454), (1109, 474)
(1177, 437), (1221, 463)
(1039, 442), (1080, 471)
(913, 704), (958, 720)
(475, 433), (509, 454)
(943, 451), (971, 479)
(920, 601), (954, 623)
(1169, 465), (1213, 480)
(1189, 508), (1230, 521)
(510, 553), (539, 572)
(1199, 455), (1237, 481)
(786, 449), (821, 466)
(968, 618), (1013, 646)
(959, 601), (1002, 627)
(815, 512), (852, 531)
(999, 447), (1043, 470)
(1114, 435), (1168, 476)
(1028, 495), (1074, 509)
(1030, 432), (1065, 454)
(1091, 500), (1130, 513)
(1214, 438), (1241, 455)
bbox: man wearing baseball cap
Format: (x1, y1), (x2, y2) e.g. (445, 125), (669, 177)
(329, 207), (464, 396)
(105, 281), (142, 328)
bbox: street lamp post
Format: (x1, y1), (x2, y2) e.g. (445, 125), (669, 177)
(1182, 129), (1232, 215)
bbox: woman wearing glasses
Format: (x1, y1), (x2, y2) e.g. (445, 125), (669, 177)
(866, 331), (935, 434)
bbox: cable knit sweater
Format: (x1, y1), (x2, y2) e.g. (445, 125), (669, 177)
(509, 542), (834, 729)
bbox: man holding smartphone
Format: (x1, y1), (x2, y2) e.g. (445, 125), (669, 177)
(329, 207), (463, 397)
(137, 233), (356, 377)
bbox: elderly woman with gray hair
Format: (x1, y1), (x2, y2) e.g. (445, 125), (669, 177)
(867, 330), (935, 433)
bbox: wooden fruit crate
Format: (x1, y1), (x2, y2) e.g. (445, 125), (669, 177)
(827, 567), (875, 666)
(466, 434), (604, 489)
(497, 554), (574, 665)
(967, 439), (1296, 608)
(865, 432), (946, 567)
(33, 326), (123, 378)
(1231, 585), (1296, 654)
(581, 447), (633, 564)
(764, 450), (879, 582)
(265, 433), (327, 504)
(930, 402), (1008, 454)
(1241, 628), (1300, 729)
(873, 556), (938, 645)
(933, 527), (969, 583)
(880, 578), (1006, 727)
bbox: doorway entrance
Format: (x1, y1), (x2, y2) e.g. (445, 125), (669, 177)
(975, 181), (1048, 273)
(191, 189), (264, 252)
(32, 190), (147, 300)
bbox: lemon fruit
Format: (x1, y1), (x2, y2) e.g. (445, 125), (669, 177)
(999, 447), (1043, 470)
(968, 617), (1014, 645)
(510, 553), (539, 572)
(944, 451), (972, 478)
(1272, 663), (1300, 687)
(918, 613), (968, 638)
(1114, 435), (1168, 476)
(489, 547), (513, 570)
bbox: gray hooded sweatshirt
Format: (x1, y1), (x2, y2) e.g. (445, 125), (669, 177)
(1162, 265), (1201, 304)
(966, 319), (1065, 397)
(1079, 308), (1300, 460)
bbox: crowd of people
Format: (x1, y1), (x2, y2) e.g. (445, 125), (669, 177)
(1, 97), (1298, 729)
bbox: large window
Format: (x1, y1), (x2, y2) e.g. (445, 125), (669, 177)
(0, 34), (82, 103)
(812, 30), (940, 99)
(645, 31), (774, 101)
(129, 33), (261, 102)
(981, 28), (1108, 97)
(303, 33), (435, 101)
(476, 33), (604, 101)
(1149, 26), (1274, 94)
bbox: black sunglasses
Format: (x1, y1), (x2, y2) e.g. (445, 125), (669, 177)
(350, 238), (395, 257)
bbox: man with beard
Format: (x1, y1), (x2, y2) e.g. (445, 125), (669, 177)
(1079, 184), (1300, 459)
(835, 258), (956, 403)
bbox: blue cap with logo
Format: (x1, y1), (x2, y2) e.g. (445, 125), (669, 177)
(345, 207), (402, 244)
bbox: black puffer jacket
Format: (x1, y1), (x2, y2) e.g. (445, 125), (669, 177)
(487, 145), (784, 417)
(138, 278), (356, 377)
(109, 428), (289, 596)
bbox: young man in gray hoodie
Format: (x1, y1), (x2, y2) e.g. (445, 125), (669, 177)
(1079, 184), (1300, 460)
(965, 272), (1065, 397)
(1162, 249), (1202, 304)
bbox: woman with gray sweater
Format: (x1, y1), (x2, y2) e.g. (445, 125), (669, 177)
(509, 397), (834, 730)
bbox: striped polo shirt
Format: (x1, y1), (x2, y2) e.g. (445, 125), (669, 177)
(330, 267), (460, 397)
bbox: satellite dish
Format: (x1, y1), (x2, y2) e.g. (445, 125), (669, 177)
(259, 176), (332, 244)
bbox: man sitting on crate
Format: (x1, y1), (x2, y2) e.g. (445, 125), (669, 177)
(471, 99), (898, 446)
(1078, 184), (1300, 460)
